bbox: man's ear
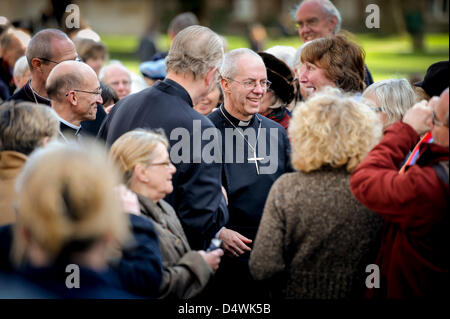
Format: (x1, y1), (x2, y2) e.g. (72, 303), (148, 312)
(31, 57), (42, 71)
(328, 16), (338, 34)
(205, 67), (218, 87)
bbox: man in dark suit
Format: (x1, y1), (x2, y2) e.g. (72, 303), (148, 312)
(99, 25), (229, 250)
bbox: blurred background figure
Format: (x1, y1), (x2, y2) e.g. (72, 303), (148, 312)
(74, 37), (108, 76)
(258, 52), (296, 131)
(11, 141), (133, 298)
(13, 56), (30, 93)
(265, 45), (297, 71)
(100, 82), (118, 114)
(139, 58), (166, 87)
(99, 61), (131, 100)
(363, 79), (417, 131)
(110, 129), (223, 299)
(413, 60), (449, 101)
(0, 101), (59, 227)
(299, 35), (365, 99)
(248, 23), (267, 52)
(0, 27), (31, 101)
(193, 82), (222, 116)
(250, 88), (383, 298)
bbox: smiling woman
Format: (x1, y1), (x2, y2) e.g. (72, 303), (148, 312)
(109, 129), (224, 299)
(299, 34), (366, 98)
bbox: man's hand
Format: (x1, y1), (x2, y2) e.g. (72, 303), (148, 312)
(218, 228), (252, 257)
(198, 249), (224, 272)
(221, 186), (228, 205)
(403, 99), (433, 136)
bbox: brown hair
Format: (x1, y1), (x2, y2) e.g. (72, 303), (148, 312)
(301, 35), (366, 93)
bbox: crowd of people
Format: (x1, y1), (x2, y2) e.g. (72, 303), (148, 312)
(0, 0), (448, 300)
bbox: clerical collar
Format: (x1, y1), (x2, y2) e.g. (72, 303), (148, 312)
(28, 81), (51, 105)
(219, 104), (254, 127)
(56, 114), (81, 131)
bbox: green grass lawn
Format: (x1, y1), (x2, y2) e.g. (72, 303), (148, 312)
(102, 33), (448, 82)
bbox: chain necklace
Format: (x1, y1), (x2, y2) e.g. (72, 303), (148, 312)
(219, 105), (264, 175)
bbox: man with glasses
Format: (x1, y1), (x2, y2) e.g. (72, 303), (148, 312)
(100, 26), (229, 252)
(46, 61), (102, 140)
(207, 48), (291, 299)
(350, 88), (449, 298)
(294, 0), (374, 86)
(6, 28), (106, 137)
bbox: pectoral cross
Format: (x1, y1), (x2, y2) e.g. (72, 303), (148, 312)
(248, 150), (264, 175)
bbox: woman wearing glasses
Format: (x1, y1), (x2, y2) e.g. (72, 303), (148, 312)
(110, 129), (223, 299)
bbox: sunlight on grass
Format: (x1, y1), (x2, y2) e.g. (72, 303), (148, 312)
(102, 33), (448, 82)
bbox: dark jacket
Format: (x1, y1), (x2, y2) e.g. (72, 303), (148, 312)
(350, 121), (449, 298)
(98, 78), (229, 250)
(112, 214), (163, 298)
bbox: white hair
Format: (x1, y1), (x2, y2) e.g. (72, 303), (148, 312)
(220, 48), (263, 79)
(98, 60), (131, 82)
(363, 78), (417, 127)
(265, 45), (297, 70)
(13, 55), (29, 83)
(294, 0), (342, 34)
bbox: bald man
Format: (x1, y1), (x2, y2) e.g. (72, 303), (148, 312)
(99, 63), (131, 100)
(0, 28), (31, 100)
(46, 61), (102, 141)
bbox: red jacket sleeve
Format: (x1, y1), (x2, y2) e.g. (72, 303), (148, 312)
(350, 122), (447, 228)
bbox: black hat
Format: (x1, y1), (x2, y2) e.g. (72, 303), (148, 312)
(414, 61), (448, 97)
(258, 52), (295, 105)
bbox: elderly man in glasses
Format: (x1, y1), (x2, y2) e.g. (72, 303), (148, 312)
(294, 0), (374, 87)
(5, 28), (106, 137)
(45, 60), (102, 140)
(207, 48), (291, 299)
(350, 88), (449, 298)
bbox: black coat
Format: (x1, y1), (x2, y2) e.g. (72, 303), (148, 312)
(112, 214), (163, 298)
(98, 79), (229, 250)
(5, 81), (106, 137)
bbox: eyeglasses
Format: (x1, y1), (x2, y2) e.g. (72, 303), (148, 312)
(65, 88), (103, 97)
(225, 77), (271, 90)
(295, 17), (320, 29)
(148, 161), (172, 168)
(38, 56), (82, 64)
(432, 110), (447, 127)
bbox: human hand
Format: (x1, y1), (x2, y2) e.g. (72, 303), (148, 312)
(218, 228), (252, 257)
(115, 184), (140, 215)
(198, 249), (224, 272)
(403, 99), (433, 136)
(221, 186), (228, 205)
(105, 103), (115, 114)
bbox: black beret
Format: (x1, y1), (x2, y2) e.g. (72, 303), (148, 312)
(258, 52), (295, 105)
(414, 61), (448, 97)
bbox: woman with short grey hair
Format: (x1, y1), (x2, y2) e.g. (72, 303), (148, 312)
(363, 78), (417, 130)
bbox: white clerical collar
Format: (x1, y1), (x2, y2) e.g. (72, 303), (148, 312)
(56, 114), (81, 130)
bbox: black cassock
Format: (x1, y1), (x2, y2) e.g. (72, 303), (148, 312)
(98, 79), (229, 250)
(208, 105), (291, 241)
(205, 105), (291, 299)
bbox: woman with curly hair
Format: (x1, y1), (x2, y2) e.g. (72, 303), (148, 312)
(249, 88), (383, 299)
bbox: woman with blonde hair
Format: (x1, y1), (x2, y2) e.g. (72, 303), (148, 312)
(110, 129), (223, 299)
(11, 141), (133, 298)
(363, 78), (417, 130)
(250, 88), (383, 298)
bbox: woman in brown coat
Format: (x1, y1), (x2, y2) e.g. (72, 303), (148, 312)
(110, 129), (223, 299)
(249, 88), (383, 299)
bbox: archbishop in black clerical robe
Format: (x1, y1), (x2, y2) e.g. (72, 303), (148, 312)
(98, 79), (229, 250)
(205, 105), (291, 298)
